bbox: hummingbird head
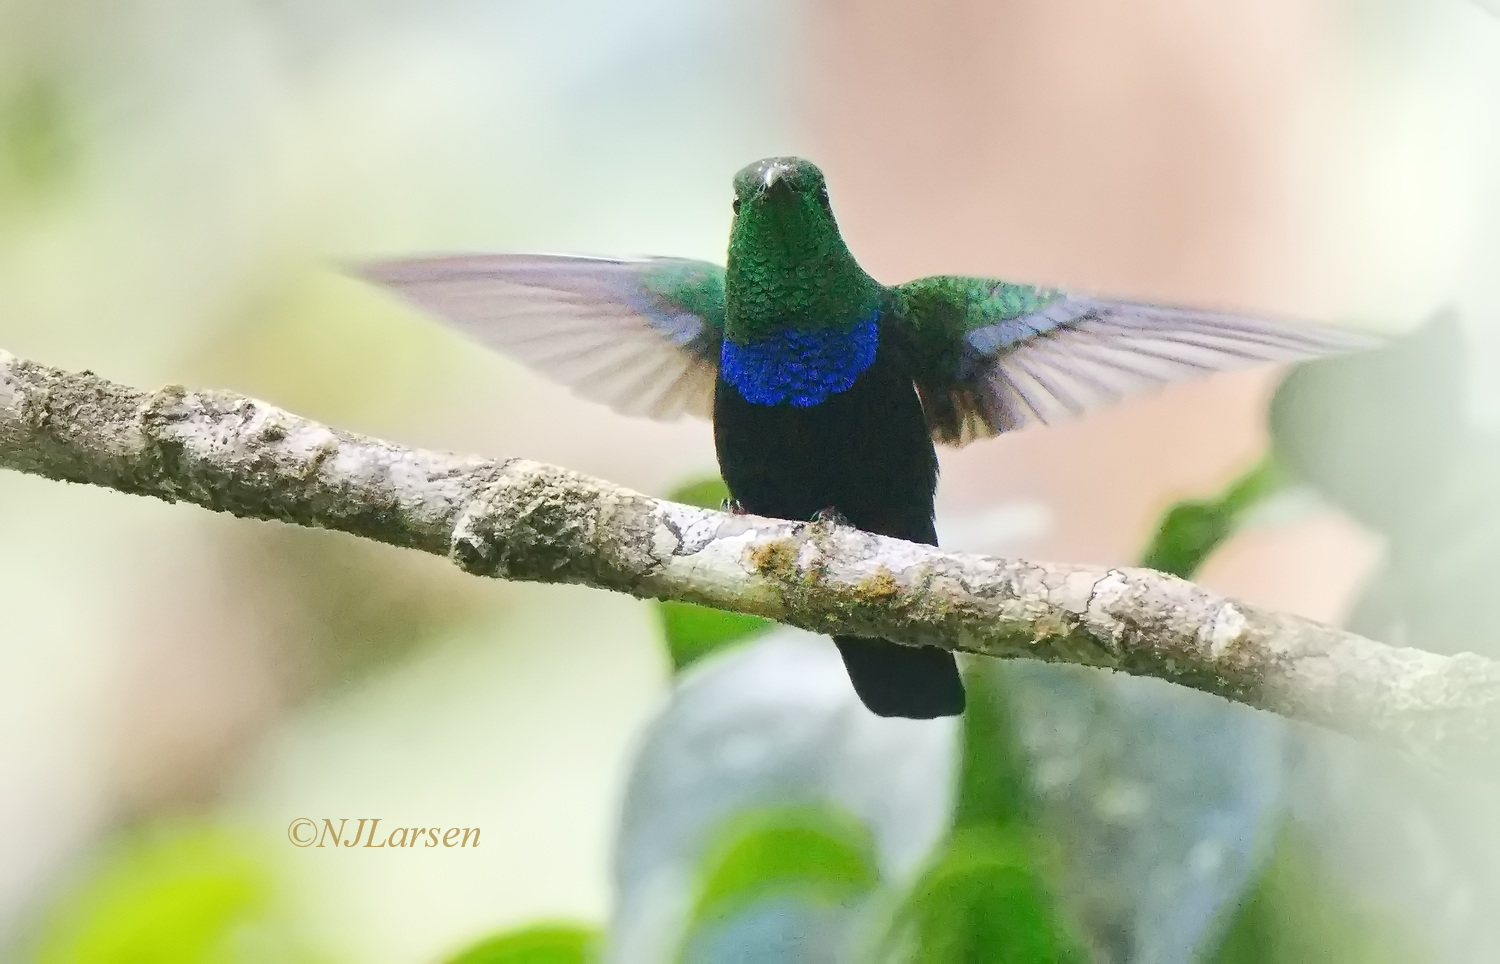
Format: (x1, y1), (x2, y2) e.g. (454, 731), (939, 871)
(732, 156), (829, 216)
(725, 156), (882, 341)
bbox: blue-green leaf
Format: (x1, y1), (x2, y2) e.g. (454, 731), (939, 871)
(1140, 455), (1287, 578)
(878, 828), (1087, 964)
(688, 805), (880, 926)
(1209, 831), (1423, 964)
(677, 804), (880, 964)
(1270, 314), (1464, 534)
(611, 632), (956, 963)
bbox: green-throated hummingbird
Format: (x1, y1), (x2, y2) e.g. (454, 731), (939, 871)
(362, 156), (1370, 719)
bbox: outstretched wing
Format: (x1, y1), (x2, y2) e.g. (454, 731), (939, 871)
(894, 275), (1378, 446)
(359, 254), (725, 420)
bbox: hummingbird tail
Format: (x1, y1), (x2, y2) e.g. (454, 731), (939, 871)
(833, 636), (965, 719)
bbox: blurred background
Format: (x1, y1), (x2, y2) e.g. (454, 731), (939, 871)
(1, 0), (1498, 961)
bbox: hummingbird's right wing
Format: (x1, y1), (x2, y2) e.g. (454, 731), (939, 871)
(358, 254), (725, 420)
(893, 275), (1378, 446)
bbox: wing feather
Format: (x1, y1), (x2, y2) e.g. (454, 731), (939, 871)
(358, 254), (724, 420)
(897, 279), (1378, 445)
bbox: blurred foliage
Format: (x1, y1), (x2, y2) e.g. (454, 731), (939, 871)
(1139, 457), (1287, 579)
(656, 475), (773, 672)
(445, 923), (600, 964)
(24, 330), (1465, 962)
(668, 476), (738, 513)
(1345, 441), (1500, 655)
(650, 458), (1299, 962)
(1270, 316), (1464, 537)
(879, 828), (1088, 964)
(1249, 314), (1493, 962)
(1210, 831), (1420, 964)
(29, 823), (316, 964)
(608, 628), (956, 964)
(658, 599), (773, 673)
(1274, 315), (1498, 662)
(642, 473), (1090, 956)
(880, 668), (1088, 963)
(951, 666), (1032, 833)
(676, 804), (879, 962)
(0, 73), (76, 214)
(1187, 323), (1468, 963)
(688, 806), (879, 926)
(1133, 363), (1441, 964)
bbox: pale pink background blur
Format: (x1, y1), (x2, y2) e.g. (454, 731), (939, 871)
(2, 0), (1491, 959)
(809, 0), (1380, 616)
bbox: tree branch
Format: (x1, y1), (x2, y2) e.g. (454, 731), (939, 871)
(2, 348), (1496, 770)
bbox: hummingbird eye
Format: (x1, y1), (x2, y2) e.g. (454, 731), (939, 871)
(732, 197), (741, 215)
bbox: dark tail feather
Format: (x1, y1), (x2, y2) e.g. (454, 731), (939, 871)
(833, 636), (965, 719)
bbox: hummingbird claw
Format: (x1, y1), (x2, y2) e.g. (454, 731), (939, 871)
(812, 506), (852, 527)
(722, 498), (747, 515)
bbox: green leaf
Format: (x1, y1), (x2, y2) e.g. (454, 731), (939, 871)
(878, 828), (1088, 964)
(888, 671), (1087, 963)
(667, 475), (736, 512)
(658, 600), (774, 673)
(31, 823), (307, 964)
(952, 665), (1033, 834)
(657, 475), (772, 672)
(1268, 316), (1500, 657)
(445, 923), (600, 964)
(687, 805), (881, 927)
(1140, 454), (1287, 578)
(1209, 829), (1425, 964)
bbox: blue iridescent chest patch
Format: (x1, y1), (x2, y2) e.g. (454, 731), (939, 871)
(720, 314), (880, 407)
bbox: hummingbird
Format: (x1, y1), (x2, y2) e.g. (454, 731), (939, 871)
(361, 156), (1370, 720)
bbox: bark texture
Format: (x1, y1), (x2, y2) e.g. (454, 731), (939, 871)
(2, 348), (1496, 770)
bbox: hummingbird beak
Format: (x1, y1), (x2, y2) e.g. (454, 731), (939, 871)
(760, 162), (798, 202)
(734, 156), (820, 206)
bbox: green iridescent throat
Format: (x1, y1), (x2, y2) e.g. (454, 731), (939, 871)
(722, 181), (884, 344)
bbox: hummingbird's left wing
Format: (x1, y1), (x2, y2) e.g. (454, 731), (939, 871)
(892, 275), (1377, 446)
(359, 254), (724, 419)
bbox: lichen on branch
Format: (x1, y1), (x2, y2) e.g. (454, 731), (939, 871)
(2, 347), (1497, 771)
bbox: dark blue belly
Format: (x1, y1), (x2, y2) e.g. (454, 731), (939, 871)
(712, 337), (939, 546)
(713, 334), (963, 717)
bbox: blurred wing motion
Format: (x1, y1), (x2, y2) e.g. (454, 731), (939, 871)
(360, 254), (726, 419)
(895, 275), (1379, 446)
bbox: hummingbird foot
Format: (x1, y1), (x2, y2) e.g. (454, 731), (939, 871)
(812, 506), (852, 528)
(722, 498), (747, 515)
